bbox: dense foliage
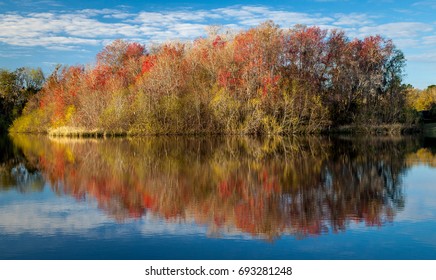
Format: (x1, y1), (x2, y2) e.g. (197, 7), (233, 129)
(11, 22), (411, 135)
(406, 85), (436, 118)
(0, 67), (44, 131)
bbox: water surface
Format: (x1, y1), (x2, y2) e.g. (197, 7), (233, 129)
(1, 134), (436, 259)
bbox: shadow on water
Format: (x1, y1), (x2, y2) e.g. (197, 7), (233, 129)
(3, 133), (435, 240)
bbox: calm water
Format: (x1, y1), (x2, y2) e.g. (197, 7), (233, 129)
(1, 134), (436, 259)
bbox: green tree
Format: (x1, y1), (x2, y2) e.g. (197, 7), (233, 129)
(0, 69), (19, 130)
(0, 68), (44, 131)
(15, 67), (45, 93)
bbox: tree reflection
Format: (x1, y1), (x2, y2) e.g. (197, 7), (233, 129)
(8, 134), (429, 239)
(406, 137), (436, 167)
(0, 135), (44, 192)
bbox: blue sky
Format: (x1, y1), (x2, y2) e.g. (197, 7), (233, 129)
(0, 0), (435, 88)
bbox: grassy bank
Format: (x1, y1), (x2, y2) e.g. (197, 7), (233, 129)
(8, 123), (421, 138)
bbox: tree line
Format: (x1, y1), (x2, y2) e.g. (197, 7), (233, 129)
(406, 85), (436, 120)
(4, 21), (434, 135)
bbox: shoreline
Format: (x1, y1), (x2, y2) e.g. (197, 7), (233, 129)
(8, 123), (423, 138)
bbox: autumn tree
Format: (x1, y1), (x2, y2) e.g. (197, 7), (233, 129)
(11, 22), (410, 135)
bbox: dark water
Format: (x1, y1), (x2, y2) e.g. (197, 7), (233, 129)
(1, 134), (436, 259)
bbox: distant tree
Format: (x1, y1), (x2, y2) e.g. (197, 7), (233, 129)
(15, 67), (45, 92)
(97, 40), (146, 70)
(0, 68), (45, 131)
(0, 69), (19, 130)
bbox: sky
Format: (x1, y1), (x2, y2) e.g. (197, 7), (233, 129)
(0, 0), (435, 89)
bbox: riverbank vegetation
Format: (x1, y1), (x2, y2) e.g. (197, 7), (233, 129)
(6, 22), (430, 135)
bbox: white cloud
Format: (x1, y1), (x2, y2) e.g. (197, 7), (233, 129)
(80, 8), (124, 17)
(108, 6), (335, 42)
(423, 35), (436, 45)
(412, 1), (436, 9)
(1, 35), (100, 48)
(407, 52), (436, 62)
(0, 199), (110, 235)
(0, 11), (141, 49)
(333, 13), (374, 26)
(358, 22), (433, 39)
(45, 45), (86, 51)
(0, 198), (250, 239)
(212, 6), (333, 27)
(0, 5), (338, 49)
(393, 38), (420, 49)
(0, 5), (434, 53)
(172, 23), (208, 38)
(103, 12), (135, 20)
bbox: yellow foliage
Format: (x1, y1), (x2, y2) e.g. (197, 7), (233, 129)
(210, 87), (241, 132)
(261, 116), (283, 135)
(9, 108), (47, 133)
(406, 87), (436, 111)
(406, 148), (436, 167)
(65, 105), (76, 123)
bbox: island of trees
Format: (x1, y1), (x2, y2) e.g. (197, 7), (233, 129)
(2, 21), (436, 136)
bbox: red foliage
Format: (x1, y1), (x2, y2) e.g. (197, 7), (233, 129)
(87, 65), (112, 90)
(212, 35), (226, 48)
(160, 44), (185, 59)
(141, 55), (156, 74)
(125, 42), (146, 59)
(261, 75), (280, 97)
(234, 31), (255, 63)
(218, 70), (231, 88)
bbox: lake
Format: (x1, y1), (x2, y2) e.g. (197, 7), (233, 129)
(1, 134), (436, 259)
